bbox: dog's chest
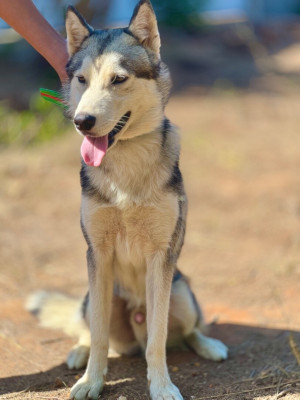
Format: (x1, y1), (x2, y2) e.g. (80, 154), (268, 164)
(113, 203), (177, 300)
(85, 195), (179, 302)
(114, 231), (147, 305)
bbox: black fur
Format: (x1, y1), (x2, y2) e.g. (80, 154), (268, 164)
(161, 118), (170, 148)
(169, 161), (182, 188)
(80, 218), (92, 250)
(81, 291), (89, 318)
(168, 198), (186, 264)
(80, 163), (109, 203)
(166, 160), (184, 197)
(80, 163), (96, 196)
(86, 246), (96, 272)
(129, 0), (154, 27)
(95, 28), (124, 55)
(120, 55), (160, 80)
(66, 50), (86, 80)
(67, 6), (94, 34)
(172, 269), (182, 283)
(190, 290), (203, 327)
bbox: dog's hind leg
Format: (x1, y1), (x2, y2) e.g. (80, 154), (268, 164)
(109, 295), (141, 356)
(169, 273), (228, 361)
(26, 290), (91, 369)
(67, 292), (90, 370)
(185, 329), (228, 361)
(67, 329), (90, 370)
(68, 293), (140, 369)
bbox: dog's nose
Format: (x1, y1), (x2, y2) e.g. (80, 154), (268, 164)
(74, 114), (96, 131)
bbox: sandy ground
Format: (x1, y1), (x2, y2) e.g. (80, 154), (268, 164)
(1, 21), (300, 400)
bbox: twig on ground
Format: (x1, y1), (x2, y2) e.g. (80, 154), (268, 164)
(193, 378), (300, 400)
(274, 376), (283, 400)
(40, 337), (66, 345)
(276, 388), (292, 399)
(278, 367), (290, 377)
(2, 387), (31, 399)
(289, 333), (300, 366)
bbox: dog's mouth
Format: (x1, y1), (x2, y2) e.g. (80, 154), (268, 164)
(80, 111), (131, 167)
(108, 111), (131, 148)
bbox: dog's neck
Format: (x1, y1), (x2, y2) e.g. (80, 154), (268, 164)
(85, 119), (180, 207)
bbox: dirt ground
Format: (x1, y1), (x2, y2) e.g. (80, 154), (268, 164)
(1, 24), (300, 400)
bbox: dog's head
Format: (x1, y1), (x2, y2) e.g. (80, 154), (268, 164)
(64, 0), (171, 167)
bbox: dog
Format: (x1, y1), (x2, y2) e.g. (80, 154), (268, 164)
(27, 1), (228, 399)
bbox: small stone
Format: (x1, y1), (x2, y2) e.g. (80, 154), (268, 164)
(171, 366), (179, 372)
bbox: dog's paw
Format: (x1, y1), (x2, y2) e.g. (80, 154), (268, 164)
(67, 345), (89, 370)
(70, 373), (104, 400)
(150, 382), (183, 400)
(197, 335), (228, 361)
(186, 330), (228, 362)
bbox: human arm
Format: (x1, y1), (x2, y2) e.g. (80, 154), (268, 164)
(0, 0), (68, 82)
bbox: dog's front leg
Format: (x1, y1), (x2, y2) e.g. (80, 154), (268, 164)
(70, 247), (113, 400)
(146, 251), (183, 400)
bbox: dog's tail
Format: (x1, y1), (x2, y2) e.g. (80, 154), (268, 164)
(26, 290), (87, 338)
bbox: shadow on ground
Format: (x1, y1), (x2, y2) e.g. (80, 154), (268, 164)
(1, 324), (299, 400)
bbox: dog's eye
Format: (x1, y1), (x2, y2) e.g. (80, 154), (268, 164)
(77, 76), (86, 84)
(111, 75), (128, 85)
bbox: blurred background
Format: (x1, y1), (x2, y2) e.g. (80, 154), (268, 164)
(1, 1), (300, 399)
(2, 0), (300, 140)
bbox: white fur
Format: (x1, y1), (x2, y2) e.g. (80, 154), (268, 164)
(186, 330), (228, 361)
(70, 372), (105, 400)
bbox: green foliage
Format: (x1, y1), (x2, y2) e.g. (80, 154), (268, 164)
(152, 0), (206, 30)
(0, 94), (70, 147)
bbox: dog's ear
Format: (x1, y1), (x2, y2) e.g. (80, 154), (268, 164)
(128, 0), (161, 57)
(66, 6), (93, 57)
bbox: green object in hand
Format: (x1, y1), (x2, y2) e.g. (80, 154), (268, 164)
(40, 88), (66, 108)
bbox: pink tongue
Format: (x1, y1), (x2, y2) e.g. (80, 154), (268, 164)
(80, 135), (108, 167)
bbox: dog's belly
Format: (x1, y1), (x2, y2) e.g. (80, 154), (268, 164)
(113, 232), (147, 307)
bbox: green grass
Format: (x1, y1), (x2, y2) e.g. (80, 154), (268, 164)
(0, 94), (70, 147)
(152, 0), (206, 30)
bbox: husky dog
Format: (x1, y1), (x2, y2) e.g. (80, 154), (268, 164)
(28, 1), (228, 399)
